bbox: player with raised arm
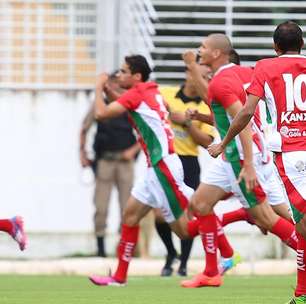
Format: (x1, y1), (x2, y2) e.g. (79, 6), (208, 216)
(88, 54), (224, 287)
(208, 21), (306, 304)
(185, 49), (294, 225)
(180, 33), (297, 288)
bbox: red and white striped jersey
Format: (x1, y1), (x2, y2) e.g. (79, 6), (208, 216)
(117, 82), (175, 166)
(247, 55), (306, 152)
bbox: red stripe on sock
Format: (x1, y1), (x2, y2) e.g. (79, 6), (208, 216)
(113, 224), (139, 283)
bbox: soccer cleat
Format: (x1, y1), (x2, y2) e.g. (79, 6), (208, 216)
(89, 275), (125, 287)
(285, 295), (306, 303)
(161, 252), (178, 277)
(177, 266), (187, 277)
(219, 252), (242, 275)
(161, 266), (173, 276)
(181, 273), (222, 288)
(10, 216), (27, 251)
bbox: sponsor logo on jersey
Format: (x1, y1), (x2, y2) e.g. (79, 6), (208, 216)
(281, 112), (306, 124)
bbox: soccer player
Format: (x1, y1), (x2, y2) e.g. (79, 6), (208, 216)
(155, 65), (216, 277)
(180, 33), (297, 288)
(186, 49), (294, 224)
(88, 55), (200, 286)
(0, 216), (27, 250)
(208, 21), (306, 303)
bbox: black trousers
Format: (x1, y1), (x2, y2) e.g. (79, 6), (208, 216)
(178, 155), (200, 191)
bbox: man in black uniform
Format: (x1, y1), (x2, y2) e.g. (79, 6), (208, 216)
(79, 73), (139, 257)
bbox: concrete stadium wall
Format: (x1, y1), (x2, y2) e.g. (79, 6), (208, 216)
(0, 91), (293, 260)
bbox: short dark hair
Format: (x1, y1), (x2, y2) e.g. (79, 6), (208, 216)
(229, 49), (240, 65)
(273, 21), (304, 53)
(125, 55), (152, 82)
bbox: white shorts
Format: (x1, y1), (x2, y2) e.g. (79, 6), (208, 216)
(262, 160), (288, 206)
(131, 154), (194, 223)
(202, 154), (286, 209)
(274, 151), (306, 223)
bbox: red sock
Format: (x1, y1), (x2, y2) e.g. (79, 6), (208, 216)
(197, 214), (218, 277)
(113, 224), (139, 283)
(187, 218), (199, 238)
(0, 219), (13, 234)
(271, 217), (297, 251)
(220, 208), (249, 227)
(217, 217), (234, 258)
(295, 232), (306, 296)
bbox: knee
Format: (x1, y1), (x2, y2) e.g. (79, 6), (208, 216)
(122, 209), (139, 227)
(154, 209), (165, 224)
(190, 194), (211, 216)
(253, 212), (276, 231)
(175, 229), (191, 240)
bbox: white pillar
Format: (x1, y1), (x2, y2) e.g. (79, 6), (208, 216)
(96, 0), (118, 73)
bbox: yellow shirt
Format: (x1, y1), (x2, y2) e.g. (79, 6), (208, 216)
(160, 86), (216, 156)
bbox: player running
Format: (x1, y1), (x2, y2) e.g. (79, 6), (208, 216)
(88, 54), (229, 287)
(208, 21), (306, 304)
(180, 33), (296, 288)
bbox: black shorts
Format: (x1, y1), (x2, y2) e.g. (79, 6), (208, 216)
(178, 155), (200, 190)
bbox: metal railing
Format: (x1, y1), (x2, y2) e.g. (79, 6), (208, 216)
(0, 0), (157, 90)
(0, 0), (98, 90)
(152, 0), (306, 82)
(117, 0), (157, 70)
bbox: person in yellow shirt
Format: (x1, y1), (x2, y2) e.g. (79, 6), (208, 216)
(155, 66), (216, 276)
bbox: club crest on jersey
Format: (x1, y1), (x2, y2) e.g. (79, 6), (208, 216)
(295, 160), (306, 173)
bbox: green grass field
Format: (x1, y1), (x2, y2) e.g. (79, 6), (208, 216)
(0, 274), (296, 304)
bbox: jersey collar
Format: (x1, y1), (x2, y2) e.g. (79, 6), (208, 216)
(176, 86), (202, 104)
(214, 63), (235, 76)
(279, 54), (306, 58)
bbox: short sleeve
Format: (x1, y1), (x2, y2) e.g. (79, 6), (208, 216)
(212, 76), (241, 108)
(117, 89), (141, 111)
(200, 122), (217, 139)
(159, 86), (177, 110)
(246, 61), (265, 99)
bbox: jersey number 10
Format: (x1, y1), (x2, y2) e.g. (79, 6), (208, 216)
(283, 73), (306, 111)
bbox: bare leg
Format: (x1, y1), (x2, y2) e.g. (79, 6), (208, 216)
(272, 203), (292, 222)
(248, 201), (297, 250)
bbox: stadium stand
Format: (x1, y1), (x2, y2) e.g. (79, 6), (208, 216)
(0, 1), (97, 89)
(151, 0), (306, 83)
